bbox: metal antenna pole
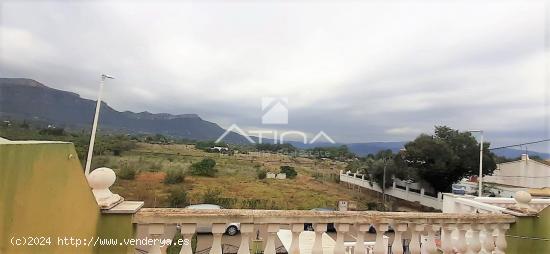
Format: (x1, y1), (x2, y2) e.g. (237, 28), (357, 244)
(84, 74), (113, 176)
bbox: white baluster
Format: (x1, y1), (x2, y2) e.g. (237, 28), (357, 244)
(210, 223), (226, 254)
(373, 223), (388, 254)
(455, 224), (469, 254)
(495, 224), (510, 254)
(237, 223), (254, 254)
(409, 223), (424, 254)
(289, 224), (303, 254)
(264, 224), (280, 254)
(179, 223), (197, 254)
(312, 223), (327, 254)
(391, 223), (407, 254)
(334, 224), (350, 254)
(467, 224), (482, 254)
(482, 224), (496, 254)
(354, 224), (370, 254)
(425, 224), (439, 254)
(440, 224), (454, 254)
(148, 223), (165, 254)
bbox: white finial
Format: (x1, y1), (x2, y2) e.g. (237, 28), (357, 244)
(513, 191), (536, 214)
(87, 167), (123, 209)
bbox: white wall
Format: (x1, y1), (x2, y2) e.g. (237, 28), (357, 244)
(484, 155), (550, 189)
(340, 171), (443, 210)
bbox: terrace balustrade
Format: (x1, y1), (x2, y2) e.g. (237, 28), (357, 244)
(132, 209), (515, 254)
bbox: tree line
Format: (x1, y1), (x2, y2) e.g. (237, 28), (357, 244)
(346, 126), (498, 193)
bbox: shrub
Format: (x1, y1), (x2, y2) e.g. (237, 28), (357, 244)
(148, 161), (163, 172)
(312, 172), (323, 181)
(168, 187), (189, 208)
(280, 165), (297, 179)
(109, 138), (136, 156)
(118, 165), (137, 180)
(90, 156), (110, 170)
(38, 127), (65, 136)
(366, 202), (380, 211)
(257, 169), (267, 180)
(241, 199), (269, 209)
(164, 169), (185, 184)
(201, 188), (223, 204)
(189, 158), (217, 177)
(331, 174), (340, 184)
(200, 188), (236, 208)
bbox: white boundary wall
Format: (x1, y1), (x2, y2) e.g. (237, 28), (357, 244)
(340, 171), (443, 210)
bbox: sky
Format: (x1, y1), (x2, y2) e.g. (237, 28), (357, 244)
(0, 0), (549, 151)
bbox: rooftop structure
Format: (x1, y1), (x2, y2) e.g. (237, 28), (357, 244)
(2, 139), (548, 253)
(484, 154), (550, 189)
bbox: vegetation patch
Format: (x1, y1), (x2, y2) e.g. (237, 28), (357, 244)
(189, 158), (217, 177)
(164, 168), (185, 184)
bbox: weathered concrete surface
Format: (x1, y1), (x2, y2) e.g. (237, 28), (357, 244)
(507, 205), (550, 253)
(0, 142), (135, 254)
(134, 208), (516, 224)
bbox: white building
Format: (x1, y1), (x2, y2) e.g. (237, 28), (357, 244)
(276, 173), (286, 179)
(209, 146), (229, 152)
(484, 154), (550, 189)
(266, 172), (286, 179)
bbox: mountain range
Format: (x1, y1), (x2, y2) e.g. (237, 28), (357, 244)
(0, 78), (247, 143)
(1, 78), (548, 159)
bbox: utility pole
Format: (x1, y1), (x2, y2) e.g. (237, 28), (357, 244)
(468, 130), (484, 197)
(382, 157), (388, 211)
(478, 132), (484, 197)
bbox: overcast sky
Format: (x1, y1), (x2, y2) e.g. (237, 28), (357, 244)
(1, 1), (549, 151)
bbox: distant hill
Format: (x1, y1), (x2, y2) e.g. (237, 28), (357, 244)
(2, 78), (548, 158)
(0, 78), (247, 142)
(298, 141), (550, 159)
(347, 142), (407, 156)
(491, 148), (550, 160)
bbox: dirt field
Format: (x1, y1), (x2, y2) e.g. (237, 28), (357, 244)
(107, 143), (383, 210)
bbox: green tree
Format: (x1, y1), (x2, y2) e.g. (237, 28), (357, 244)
(107, 135), (137, 156)
(280, 165), (297, 179)
(403, 126), (497, 193)
(308, 145), (354, 160)
(19, 121), (29, 129)
(38, 127), (65, 136)
(255, 143), (296, 153)
(189, 158), (217, 177)
(345, 159), (364, 172)
(358, 150), (409, 189)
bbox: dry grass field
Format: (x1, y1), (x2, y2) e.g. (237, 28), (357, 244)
(100, 143), (382, 210)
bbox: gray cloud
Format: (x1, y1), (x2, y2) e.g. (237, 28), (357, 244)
(0, 1), (548, 151)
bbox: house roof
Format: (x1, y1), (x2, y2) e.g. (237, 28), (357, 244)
(497, 154), (550, 169)
(528, 187), (550, 197)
